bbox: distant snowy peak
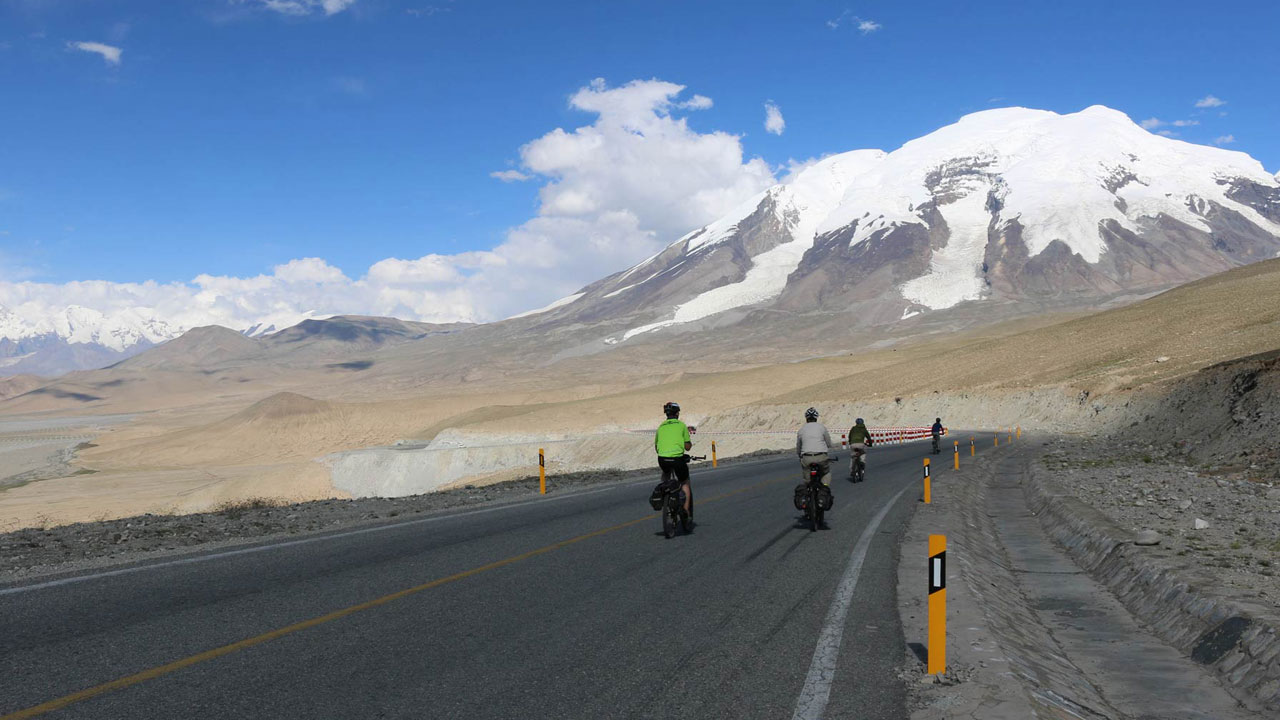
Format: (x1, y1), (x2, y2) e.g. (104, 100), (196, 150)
(530, 105), (1280, 339)
(0, 304), (180, 351)
(823, 104), (1275, 255)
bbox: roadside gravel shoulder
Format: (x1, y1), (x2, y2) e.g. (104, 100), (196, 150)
(0, 450), (784, 583)
(897, 446), (1044, 719)
(1040, 436), (1280, 607)
(1030, 436), (1280, 711)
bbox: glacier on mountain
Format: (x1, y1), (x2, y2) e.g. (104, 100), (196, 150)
(613, 105), (1280, 338)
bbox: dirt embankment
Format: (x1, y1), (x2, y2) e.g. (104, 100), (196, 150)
(1123, 349), (1280, 477)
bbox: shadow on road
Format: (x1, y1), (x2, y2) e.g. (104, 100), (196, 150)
(907, 642), (927, 666)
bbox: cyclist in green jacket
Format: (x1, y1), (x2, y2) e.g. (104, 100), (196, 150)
(847, 418), (874, 479)
(655, 401), (694, 516)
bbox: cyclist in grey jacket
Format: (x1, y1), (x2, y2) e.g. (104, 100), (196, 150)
(796, 407), (835, 486)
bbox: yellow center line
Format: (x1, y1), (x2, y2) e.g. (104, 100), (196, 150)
(2, 474), (788, 720)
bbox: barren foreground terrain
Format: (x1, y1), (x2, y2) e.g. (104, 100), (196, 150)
(0, 259), (1278, 530)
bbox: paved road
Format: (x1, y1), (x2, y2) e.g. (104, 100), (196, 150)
(1, 435), (968, 719)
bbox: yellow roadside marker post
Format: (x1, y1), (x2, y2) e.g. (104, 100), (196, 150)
(1017, 426), (1022, 440)
(711, 441), (718, 468)
(953, 441), (959, 470)
(1008, 428), (1012, 444)
(928, 534), (947, 675)
(923, 458), (931, 504)
(969, 436), (975, 457)
(994, 433), (999, 447)
(539, 448), (546, 494)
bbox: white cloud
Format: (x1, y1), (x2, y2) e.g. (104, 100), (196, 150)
(1142, 117), (1198, 130)
(1195, 95), (1226, 108)
(67, 41), (122, 66)
(1156, 130), (1178, 137)
(241, 0), (357, 16)
(3, 78), (778, 329)
(764, 101), (786, 135)
(678, 94), (713, 110)
(516, 78), (774, 243)
(490, 169), (532, 182)
(827, 11), (881, 34)
(1214, 134), (1236, 145)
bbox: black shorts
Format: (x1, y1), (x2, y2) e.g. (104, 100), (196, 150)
(658, 456), (690, 485)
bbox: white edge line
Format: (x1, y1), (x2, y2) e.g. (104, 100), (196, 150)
(0, 453), (802, 597)
(792, 484), (912, 720)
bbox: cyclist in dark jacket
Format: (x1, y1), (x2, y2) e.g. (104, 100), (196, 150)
(847, 418), (873, 478)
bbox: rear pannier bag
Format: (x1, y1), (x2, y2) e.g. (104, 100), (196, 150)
(649, 484), (666, 511)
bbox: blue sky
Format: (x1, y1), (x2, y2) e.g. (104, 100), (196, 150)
(0, 0), (1277, 324)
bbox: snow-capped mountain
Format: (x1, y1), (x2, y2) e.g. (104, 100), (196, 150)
(0, 305), (181, 376)
(520, 106), (1280, 340)
(6, 105), (1280, 378)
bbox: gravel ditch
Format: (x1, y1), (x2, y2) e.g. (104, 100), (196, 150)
(0, 449), (783, 582)
(1039, 437), (1280, 608)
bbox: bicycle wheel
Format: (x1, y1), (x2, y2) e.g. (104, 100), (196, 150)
(807, 488), (819, 532)
(662, 496), (675, 539)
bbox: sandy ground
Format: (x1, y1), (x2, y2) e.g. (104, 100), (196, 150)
(0, 463), (340, 532)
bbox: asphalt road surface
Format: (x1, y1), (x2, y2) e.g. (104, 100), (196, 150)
(1, 435), (971, 720)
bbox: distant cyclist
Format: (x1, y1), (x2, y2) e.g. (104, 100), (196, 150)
(796, 407), (834, 486)
(847, 417), (873, 479)
(655, 402), (694, 517)
(931, 417), (944, 454)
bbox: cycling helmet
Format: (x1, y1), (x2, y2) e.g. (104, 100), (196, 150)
(855, 417), (864, 425)
(663, 401), (681, 418)
(804, 407), (820, 421)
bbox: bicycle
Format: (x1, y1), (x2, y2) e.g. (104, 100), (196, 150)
(850, 446), (867, 483)
(651, 455), (704, 538)
(796, 460), (832, 532)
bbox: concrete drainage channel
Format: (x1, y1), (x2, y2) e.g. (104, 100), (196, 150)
(990, 452), (1259, 719)
(1024, 444), (1280, 713)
